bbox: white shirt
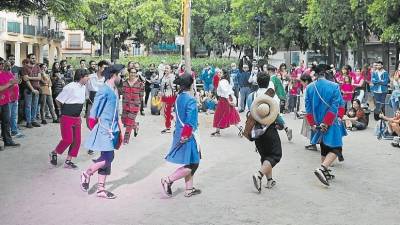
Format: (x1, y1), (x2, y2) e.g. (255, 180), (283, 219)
(267, 81), (280, 105)
(217, 79), (234, 98)
(56, 82), (86, 104)
(86, 73), (105, 93)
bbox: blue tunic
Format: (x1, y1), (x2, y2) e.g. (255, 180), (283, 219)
(84, 85), (120, 152)
(165, 92), (200, 165)
(305, 78), (347, 148)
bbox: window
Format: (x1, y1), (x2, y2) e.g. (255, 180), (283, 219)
(23, 16), (29, 25)
(68, 34), (81, 49)
(0, 18), (5, 32)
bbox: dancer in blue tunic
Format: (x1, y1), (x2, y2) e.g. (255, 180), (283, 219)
(305, 64), (347, 186)
(161, 73), (202, 198)
(80, 64), (125, 199)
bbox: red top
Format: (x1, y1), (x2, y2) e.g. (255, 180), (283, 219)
(341, 83), (353, 102)
(213, 74), (220, 90)
(122, 79), (144, 113)
(289, 80), (302, 95)
(21, 64), (41, 90)
(0, 71), (18, 105)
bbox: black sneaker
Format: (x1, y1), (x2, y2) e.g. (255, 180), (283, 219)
(87, 150), (94, 155)
(4, 142), (20, 147)
(41, 120), (48, 125)
(53, 119), (60, 123)
(26, 123), (33, 128)
(49, 152), (57, 166)
(32, 122), (41, 127)
(64, 160), (78, 169)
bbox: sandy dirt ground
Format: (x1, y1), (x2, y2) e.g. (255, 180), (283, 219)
(0, 109), (399, 225)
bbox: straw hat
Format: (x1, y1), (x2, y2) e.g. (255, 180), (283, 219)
(250, 94), (279, 126)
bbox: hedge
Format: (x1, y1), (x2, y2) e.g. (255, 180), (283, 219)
(66, 55), (238, 75)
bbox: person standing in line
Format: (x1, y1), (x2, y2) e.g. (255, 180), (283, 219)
(49, 69), (90, 169)
(7, 55), (24, 138)
(0, 58), (21, 149)
(371, 61), (389, 115)
(121, 67), (144, 144)
(238, 64), (252, 113)
(161, 73), (202, 198)
(160, 64), (177, 134)
(230, 63), (240, 107)
(51, 61), (65, 120)
(39, 63), (58, 124)
(21, 53), (42, 128)
(81, 64), (125, 199)
(144, 64), (158, 107)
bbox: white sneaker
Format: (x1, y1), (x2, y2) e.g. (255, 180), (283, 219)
(252, 171), (263, 193)
(314, 167), (329, 186)
(265, 178), (276, 189)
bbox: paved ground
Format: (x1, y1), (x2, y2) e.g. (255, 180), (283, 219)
(0, 109), (399, 225)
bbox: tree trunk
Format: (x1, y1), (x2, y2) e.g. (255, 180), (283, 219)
(228, 46), (232, 59)
(356, 39), (363, 68)
(327, 35), (335, 66)
(383, 42), (390, 71)
(395, 42), (400, 70)
(362, 40), (368, 66)
(238, 46), (243, 60)
(340, 45), (347, 68)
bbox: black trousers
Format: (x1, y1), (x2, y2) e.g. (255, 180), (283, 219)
(0, 103), (13, 144)
(144, 85), (151, 106)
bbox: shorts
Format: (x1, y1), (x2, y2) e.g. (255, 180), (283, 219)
(320, 142), (342, 157)
(254, 126), (282, 167)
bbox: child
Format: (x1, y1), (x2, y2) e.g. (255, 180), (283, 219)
(341, 76), (354, 110)
(344, 108), (356, 129)
(288, 79), (302, 113)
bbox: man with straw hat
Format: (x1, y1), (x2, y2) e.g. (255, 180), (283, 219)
(249, 72), (283, 193)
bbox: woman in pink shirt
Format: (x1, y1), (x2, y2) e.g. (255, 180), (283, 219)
(341, 76), (354, 110)
(351, 68), (365, 102)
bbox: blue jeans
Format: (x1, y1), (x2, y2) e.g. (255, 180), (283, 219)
(8, 101), (19, 134)
(239, 86), (251, 111)
(24, 89), (40, 123)
(373, 92), (387, 113)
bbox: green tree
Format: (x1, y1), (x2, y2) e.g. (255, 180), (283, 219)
(302, 0), (355, 66)
(368, 0), (400, 67)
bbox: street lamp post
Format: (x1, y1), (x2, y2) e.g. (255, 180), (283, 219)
(254, 15), (265, 61)
(98, 13), (108, 57)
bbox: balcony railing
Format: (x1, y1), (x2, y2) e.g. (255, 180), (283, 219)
(65, 41), (83, 49)
(54, 31), (65, 41)
(23, 25), (36, 36)
(36, 27), (48, 37)
(7, 22), (21, 34)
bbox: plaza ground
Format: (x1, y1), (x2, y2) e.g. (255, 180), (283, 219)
(0, 109), (399, 225)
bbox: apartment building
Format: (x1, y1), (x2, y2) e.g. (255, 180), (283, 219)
(0, 11), (63, 66)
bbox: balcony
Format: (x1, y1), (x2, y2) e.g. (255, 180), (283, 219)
(36, 27), (48, 37)
(7, 22), (21, 34)
(23, 25), (36, 36)
(54, 31), (65, 41)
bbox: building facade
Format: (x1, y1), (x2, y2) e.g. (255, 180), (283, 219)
(61, 27), (95, 59)
(0, 11), (64, 66)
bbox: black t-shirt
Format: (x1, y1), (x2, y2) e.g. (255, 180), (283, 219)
(144, 70), (158, 86)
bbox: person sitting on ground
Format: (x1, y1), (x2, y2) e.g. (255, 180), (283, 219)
(343, 99), (368, 131)
(379, 109), (400, 136)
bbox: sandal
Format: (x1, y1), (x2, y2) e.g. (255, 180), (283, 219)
(80, 171), (90, 192)
(210, 131), (221, 137)
(49, 151), (57, 166)
(265, 178), (276, 189)
(252, 171), (263, 193)
(97, 189), (117, 199)
(237, 126), (244, 137)
(134, 123), (139, 137)
(184, 187), (201, 197)
(161, 177), (173, 197)
(161, 128), (171, 134)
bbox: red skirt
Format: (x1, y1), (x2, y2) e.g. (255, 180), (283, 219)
(213, 97), (240, 129)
